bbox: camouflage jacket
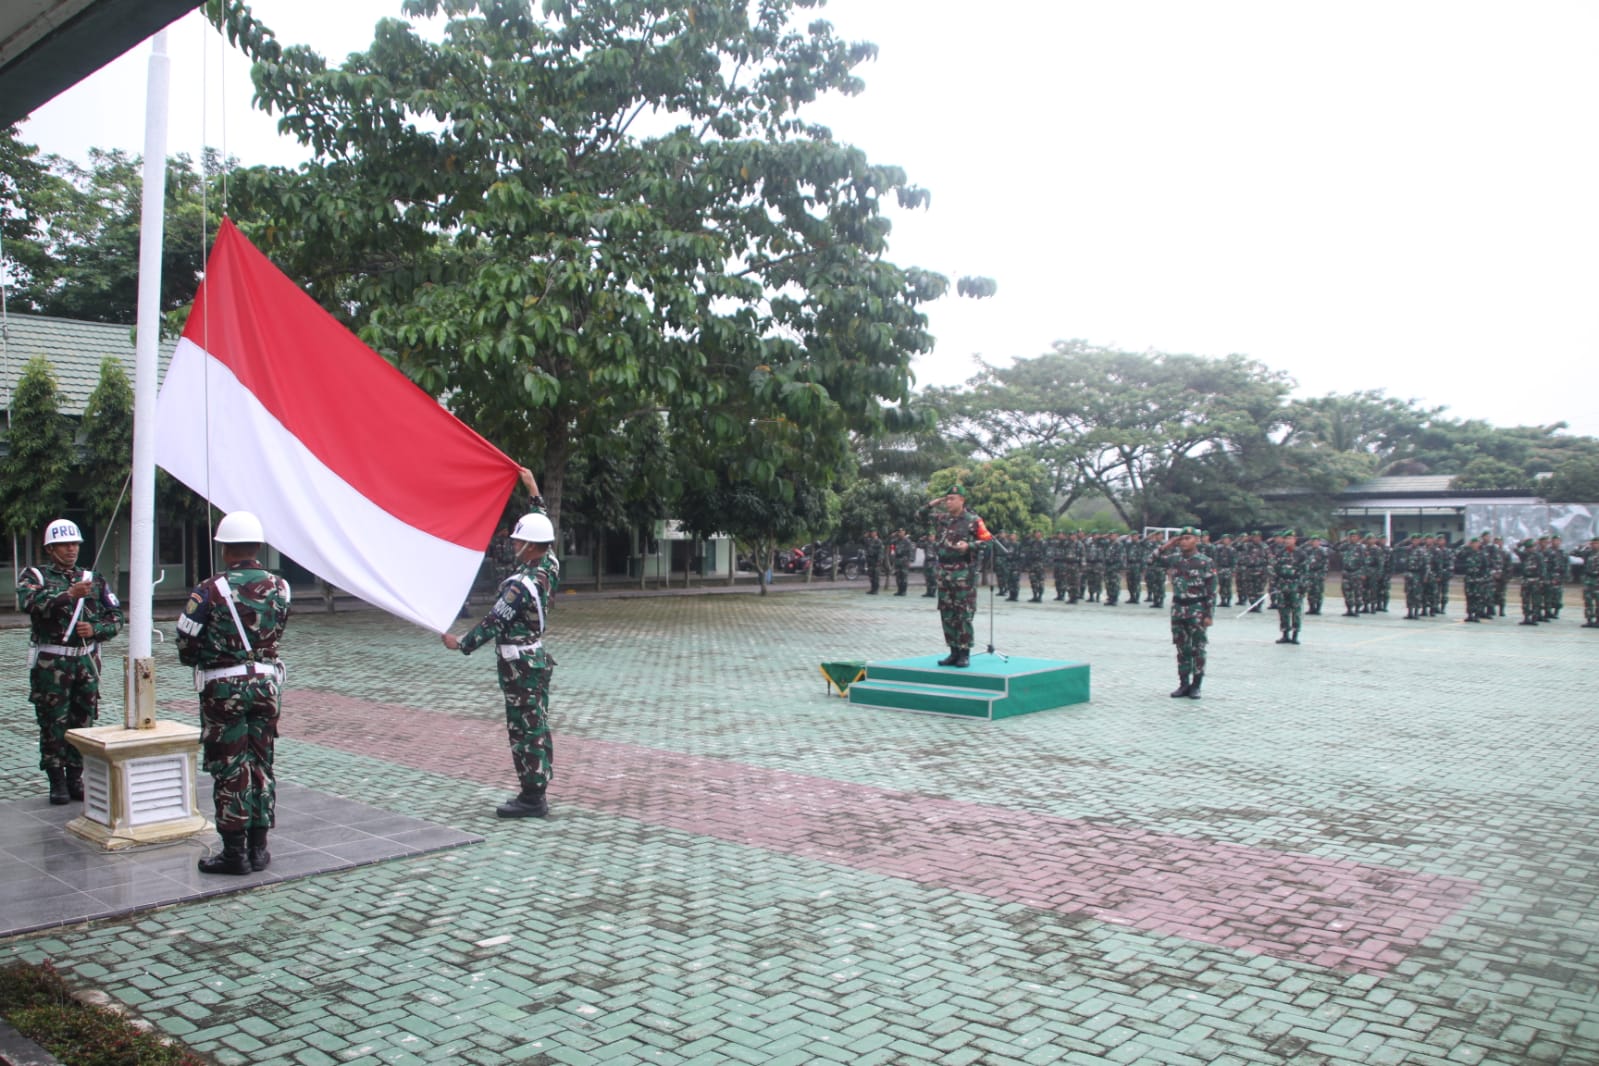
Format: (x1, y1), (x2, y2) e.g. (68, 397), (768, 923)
(176, 562), (291, 669)
(19, 561), (124, 649)
(459, 554), (561, 666)
(1166, 551), (1216, 618)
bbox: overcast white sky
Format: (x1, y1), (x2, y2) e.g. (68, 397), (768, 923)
(20, 0), (1599, 436)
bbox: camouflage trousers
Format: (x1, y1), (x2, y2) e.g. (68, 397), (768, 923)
(1216, 570), (1233, 606)
(1028, 568), (1045, 597)
(923, 566), (937, 593)
(1084, 567), (1104, 599)
(1519, 579), (1542, 621)
(1306, 576), (1325, 613)
(1543, 580), (1563, 617)
(199, 677), (280, 833)
(29, 649), (102, 771)
(1103, 569), (1121, 603)
(1405, 575), (1428, 611)
(1434, 575), (1450, 612)
(1465, 577), (1494, 619)
(1274, 588), (1303, 634)
(1584, 581), (1598, 624)
(497, 655), (555, 792)
(937, 569), (978, 650)
(1124, 568), (1143, 602)
(1341, 575), (1365, 612)
(1170, 611), (1208, 677)
(1053, 566), (1069, 598)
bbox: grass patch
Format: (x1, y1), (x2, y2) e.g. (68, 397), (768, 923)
(0, 961), (209, 1066)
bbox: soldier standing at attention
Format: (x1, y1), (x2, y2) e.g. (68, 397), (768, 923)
(1269, 529), (1308, 645)
(1021, 531), (1047, 603)
(19, 519), (125, 805)
(1003, 533), (1023, 601)
(1514, 537), (1542, 626)
(1083, 533), (1106, 602)
(1304, 535), (1330, 615)
(1125, 532), (1150, 605)
(1486, 534), (1511, 617)
(1432, 533), (1456, 617)
(177, 512), (291, 875)
(889, 529), (915, 596)
(1459, 537), (1491, 622)
(1102, 534), (1126, 606)
(1050, 531), (1071, 602)
(1338, 530), (1366, 616)
(1210, 534), (1234, 608)
(1064, 531), (1086, 603)
(1577, 536), (1599, 628)
(444, 468), (561, 818)
(929, 486), (992, 668)
(1369, 534), (1392, 611)
(862, 531), (884, 594)
(1542, 534), (1566, 621)
(1163, 528), (1215, 699)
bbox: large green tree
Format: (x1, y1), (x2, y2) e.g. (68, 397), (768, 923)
(0, 127), (71, 302)
(945, 342), (1294, 528)
(79, 357), (135, 581)
(211, 0), (980, 535)
(0, 357), (74, 543)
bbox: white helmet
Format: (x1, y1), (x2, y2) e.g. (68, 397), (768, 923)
(215, 511), (265, 544)
(510, 512), (555, 544)
(44, 519), (83, 546)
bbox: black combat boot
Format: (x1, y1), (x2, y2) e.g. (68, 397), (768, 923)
(198, 832), (252, 875)
(1007, 589), (1018, 602)
(950, 648), (970, 668)
(1289, 629), (1300, 644)
(1276, 631), (1292, 644)
(1170, 675), (1191, 698)
(65, 765), (84, 801)
(46, 768), (70, 806)
(1186, 673), (1204, 699)
(247, 827), (272, 871)
(497, 788), (549, 818)
(938, 648), (960, 666)
(923, 588), (935, 598)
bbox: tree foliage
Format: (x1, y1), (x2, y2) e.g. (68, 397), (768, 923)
(0, 357), (74, 538)
(208, 0), (982, 536)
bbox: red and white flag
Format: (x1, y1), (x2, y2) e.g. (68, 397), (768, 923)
(156, 218), (521, 633)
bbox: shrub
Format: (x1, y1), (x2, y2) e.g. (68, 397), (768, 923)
(0, 961), (210, 1066)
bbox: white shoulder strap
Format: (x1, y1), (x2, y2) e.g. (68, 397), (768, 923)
(513, 572), (545, 633)
(214, 574), (253, 654)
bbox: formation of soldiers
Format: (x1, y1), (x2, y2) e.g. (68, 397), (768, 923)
(990, 530), (1172, 607)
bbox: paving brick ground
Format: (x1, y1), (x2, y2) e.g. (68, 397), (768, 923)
(3, 582), (1597, 1064)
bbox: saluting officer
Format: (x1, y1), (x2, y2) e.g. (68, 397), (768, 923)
(19, 518), (125, 805)
(445, 469), (562, 818)
(928, 485), (993, 668)
(177, 512), (291, 875)
(1163, 527), (1216, 699)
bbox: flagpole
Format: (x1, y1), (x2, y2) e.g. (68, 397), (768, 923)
(127, 28), (171, 729)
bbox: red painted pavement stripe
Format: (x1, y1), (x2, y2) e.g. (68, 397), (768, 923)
(286, 690), (1477, 974)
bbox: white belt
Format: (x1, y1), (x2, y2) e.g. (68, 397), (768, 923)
(34, 642), (98, 657)
(497, 641), (542, 660)
(198, 661), (283, 685)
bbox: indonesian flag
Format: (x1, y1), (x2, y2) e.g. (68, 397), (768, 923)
(155, 218), (521, 633)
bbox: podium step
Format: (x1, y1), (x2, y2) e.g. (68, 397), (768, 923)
(845, 654), (1090, 720)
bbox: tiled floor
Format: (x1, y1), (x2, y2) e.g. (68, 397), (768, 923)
(0, 781), (481, 938)
(3, 583), (1597, 1065)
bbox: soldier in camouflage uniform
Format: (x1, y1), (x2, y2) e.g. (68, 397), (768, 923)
(1577, 536), (1599, 628)
(1083, 533), (1106, 602)
(889, 529), (915, 596)
(1211, 534), (1235, 608)
(1338, 530), (1366, 616)
(1487, 534), (1511, 617)
(1049, 532), (1070, 602)
(1514, 537), (1543, 625)
(1542, 535), (1566, 621)
(1432, 534), (1456, 616)
(1459, 538), (1492, 622)
(1021, 531), (1047, 602)
(1369, 535), (1392, 611)
(1161, 528), (1215, 698)
(929, 486), (992, 668)
(176, 512), (291, 875)
(1400, 535), (1428, 619)
(1304, 536), (1330, 615)
(445, 470), (561, 818)
(19, 518), (125, 805)
(1064, 531), (1086, 603)
(1269, 530), (1308, 644)
(1102, 534), (1126, 606)
(862, 531), (884, 594)
(990, 532), (1014, 603)
(1004, 533), (1023, 600)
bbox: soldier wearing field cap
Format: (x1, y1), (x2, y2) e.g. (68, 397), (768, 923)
(1163, 527), (1215, 699)
(177, 511), (291, 874)
(19, 518), (125, 805)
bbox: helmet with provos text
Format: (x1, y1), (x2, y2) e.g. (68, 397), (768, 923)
(511, 513), (555, 545)
(214, 511), (265, 544)
(43, 519), (83, 546)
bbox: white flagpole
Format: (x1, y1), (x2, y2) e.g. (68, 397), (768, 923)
(127, 29), (171, 729)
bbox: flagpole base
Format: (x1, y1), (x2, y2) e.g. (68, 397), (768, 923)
(64, 720), (211, 852)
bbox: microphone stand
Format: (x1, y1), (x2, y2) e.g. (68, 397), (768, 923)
(984, 537), (1012, 661)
